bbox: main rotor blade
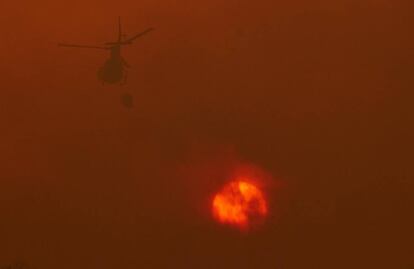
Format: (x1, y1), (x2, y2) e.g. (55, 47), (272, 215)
(124, 28), (154, 43)
(104, 28), (154, 45)
(58, 43), (109, 50)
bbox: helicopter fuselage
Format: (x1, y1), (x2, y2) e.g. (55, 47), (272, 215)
(98, 46), (127, 84)
(59, 18), (153, 85)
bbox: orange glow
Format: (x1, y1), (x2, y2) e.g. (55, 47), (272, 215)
(212, 180), (268, 230)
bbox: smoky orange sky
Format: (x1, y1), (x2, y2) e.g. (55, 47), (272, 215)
(1, 0), (413, 268)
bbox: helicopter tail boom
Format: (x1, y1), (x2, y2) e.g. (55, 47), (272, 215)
(118, 16), (122, 43)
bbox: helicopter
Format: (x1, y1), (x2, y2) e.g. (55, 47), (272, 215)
(59, 17), (153, 85)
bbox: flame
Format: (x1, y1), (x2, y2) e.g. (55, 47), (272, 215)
(212, 179), (268, 229)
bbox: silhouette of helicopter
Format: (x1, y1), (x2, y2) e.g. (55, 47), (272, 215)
(59, 17), (153, 85)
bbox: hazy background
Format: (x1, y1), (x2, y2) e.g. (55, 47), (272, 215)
(1, 0), (413, 268)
